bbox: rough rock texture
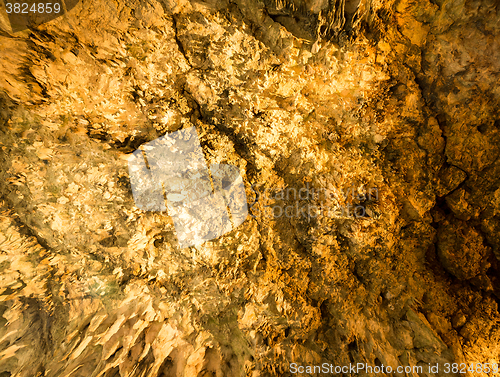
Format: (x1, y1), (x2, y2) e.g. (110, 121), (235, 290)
(0, 0), (499, 376)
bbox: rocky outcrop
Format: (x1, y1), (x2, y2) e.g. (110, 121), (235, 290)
(0, 0), (499, 376)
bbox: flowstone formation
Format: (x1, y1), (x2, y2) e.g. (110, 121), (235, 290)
(0, 0), (499, 376)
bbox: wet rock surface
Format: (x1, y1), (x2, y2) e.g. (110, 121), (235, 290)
(0, 0), (499, 376)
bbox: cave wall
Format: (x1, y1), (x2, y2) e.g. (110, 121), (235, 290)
(0, 0), (499, 376)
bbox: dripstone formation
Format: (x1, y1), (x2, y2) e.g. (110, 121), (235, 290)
(0, 0), (499, 376)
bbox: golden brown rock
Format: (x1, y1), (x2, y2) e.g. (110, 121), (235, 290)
(0, 0), (499, 376)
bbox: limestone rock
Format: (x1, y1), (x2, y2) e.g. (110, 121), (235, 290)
(0, 0), (499, 376)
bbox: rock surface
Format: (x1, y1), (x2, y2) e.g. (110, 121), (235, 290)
(0, 0), (499, 376)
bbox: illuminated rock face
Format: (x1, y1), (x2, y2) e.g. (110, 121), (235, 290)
(0, 0), (499, 376)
